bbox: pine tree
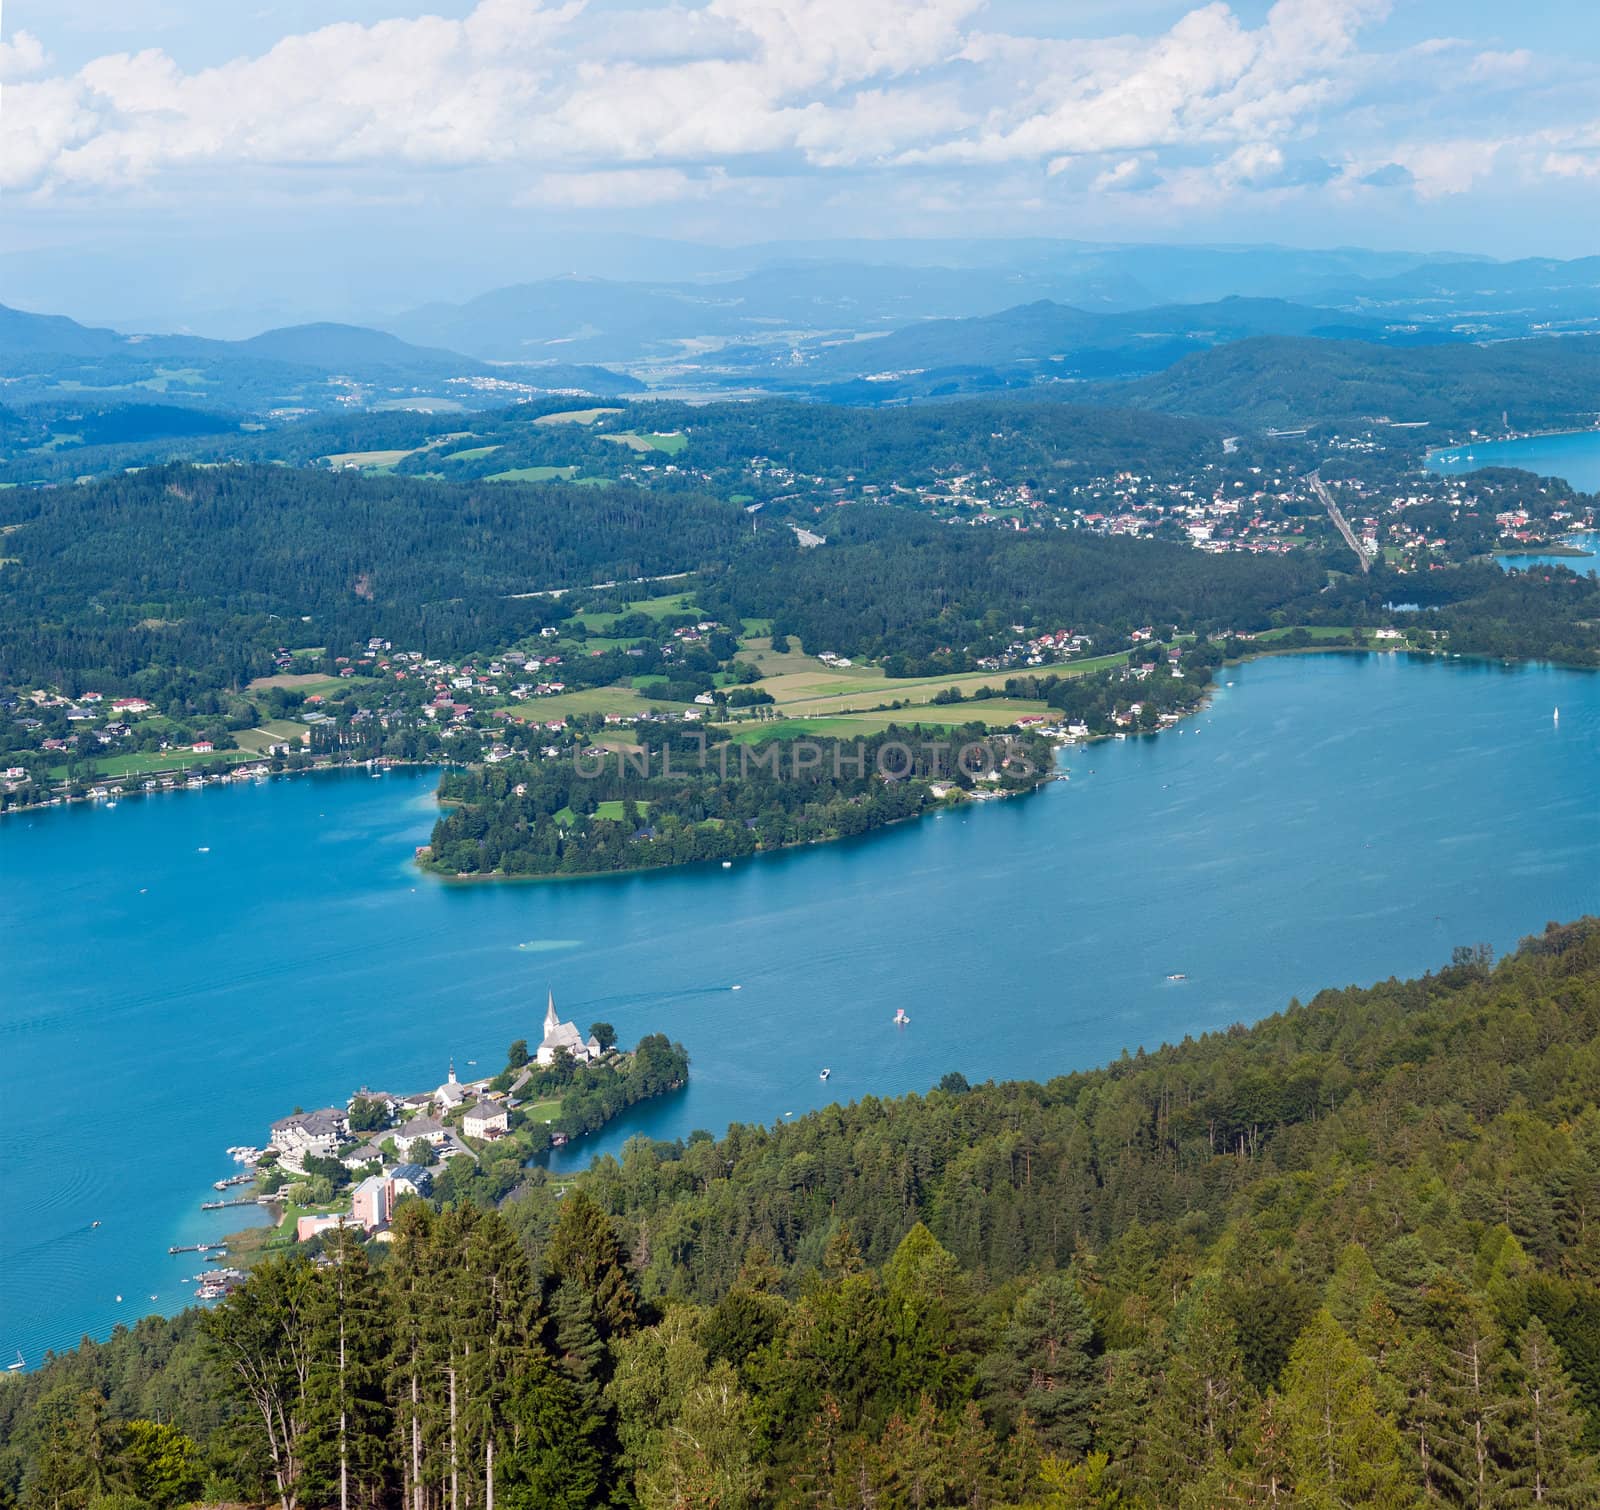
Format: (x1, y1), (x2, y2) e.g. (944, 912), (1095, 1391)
(981, 1272), (1100, 1454)
(547, 1279), (607, 1409)
(1144, 1274), (1254, 1499)
(201, 1252), (320, 1510)
(386, 1201), (445, 1510)
(457, 1209), (538, 1510)
(881, 1222), (979, 1411)
(1503, 1316), (1600, 1507)
(1277, 1309), (1414, 1508)
(305, 1227), (393, 1510)
(542, 1188), (638, 1340)
(1421, 1281), (1513, 1509)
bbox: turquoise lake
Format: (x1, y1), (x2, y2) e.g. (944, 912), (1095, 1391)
(1426, 432), (1600, 573)
(3, 653), (1598, 1363)
(1426, 427), (1600, 492)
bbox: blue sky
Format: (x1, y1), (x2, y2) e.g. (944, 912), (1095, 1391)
(2, 0), (1596, 323)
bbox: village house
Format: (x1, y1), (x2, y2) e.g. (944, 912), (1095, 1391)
(462, 1100), (509, 1140)
(389, 1164), (434, 1199)
(392, 1117), (448, 1158)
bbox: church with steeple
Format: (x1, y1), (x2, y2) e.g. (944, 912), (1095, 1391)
(536, 989), (602, 1066)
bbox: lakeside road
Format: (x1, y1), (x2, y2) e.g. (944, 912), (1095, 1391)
(1309, 470), (1371, 574)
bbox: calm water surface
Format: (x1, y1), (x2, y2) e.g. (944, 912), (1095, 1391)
(2, 654), (1597, 1361)
(1426, 431), (1600, 574)
(1427, 428), (1600, 492)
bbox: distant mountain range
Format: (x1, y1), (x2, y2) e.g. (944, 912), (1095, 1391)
(1118, 334), (1600, 433)
(377, 250), (1600, 384)
(0, 305), (643, 413)
(718, 295), (1455, 391)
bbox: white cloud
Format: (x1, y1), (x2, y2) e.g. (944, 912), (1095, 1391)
(0, 28), (50, 80)
(526, 166), (727, 206)
(0, 0), (1584, 230)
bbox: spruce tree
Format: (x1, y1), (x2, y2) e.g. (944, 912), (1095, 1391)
(542, 1188), (638, 1340)
(1504, 1316), (1600, 1507)
(881, 1222), (980, 1411)
(386, 1201), (445, 1510)
(457, 1209), (538, 1510)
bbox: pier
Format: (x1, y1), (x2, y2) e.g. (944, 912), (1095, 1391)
(168, 1241), (228, 1255)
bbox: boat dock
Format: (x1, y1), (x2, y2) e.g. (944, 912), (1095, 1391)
(169, 1241), (228, 1255)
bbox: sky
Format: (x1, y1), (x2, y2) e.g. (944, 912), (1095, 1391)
(1, 0), (1597, 326)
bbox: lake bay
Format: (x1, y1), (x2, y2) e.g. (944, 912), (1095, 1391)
(2, 652), (1596, 1362)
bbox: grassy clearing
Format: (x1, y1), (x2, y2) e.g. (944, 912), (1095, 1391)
(248, 672), (332, 691)
(567, 593), (700, 631)
(51, 747), (258, 780)
(601, 430), (687, 455)
(521, 1098), (563, 1123)
(594, 798), (652, 821)
(1251, 624), (1357, 643)
(247, 672), (370, 697)
(440, 444), (500, 462)
(506, 686), (695, 721)
(487, 465), (578, 483)
(719, 700), (1053, 742)
(323, 448), (415, 470)
(534, 408), (623, 426)
(235, 720), (306, 752)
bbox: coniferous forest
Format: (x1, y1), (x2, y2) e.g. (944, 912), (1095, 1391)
(3, 919), (1598, 1508)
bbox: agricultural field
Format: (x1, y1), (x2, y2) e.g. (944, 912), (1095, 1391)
(321, 433), (474, 472)
(505, 686), (695, 721)
(533, 408), (623, 426)
(322, 448), (415, 470)
(566, 592), (701, 631)
(246, 672), (371, 696)
(487, 465), (578, 482)
(601, 430), (687, 455)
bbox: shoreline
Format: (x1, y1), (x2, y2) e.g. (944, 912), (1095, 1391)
(1424, 423), (1600, 464)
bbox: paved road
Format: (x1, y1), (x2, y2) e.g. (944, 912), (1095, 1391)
(1309, 470), (1371, 573)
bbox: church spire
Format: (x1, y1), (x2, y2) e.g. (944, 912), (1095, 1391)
(544, 988), (559, 1033)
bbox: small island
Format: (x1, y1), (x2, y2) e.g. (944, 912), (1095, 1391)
(211, 993), (687, 1277)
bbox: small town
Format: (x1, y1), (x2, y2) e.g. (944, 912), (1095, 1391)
(187, 993), (688, 1300)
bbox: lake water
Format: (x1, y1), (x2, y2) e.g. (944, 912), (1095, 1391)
(1425, 431), (1600, 574)
(3, 654), (1597, 1362)
(1426, 428), (1600, 492)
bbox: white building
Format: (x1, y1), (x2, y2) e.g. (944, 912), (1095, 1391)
(536, 991), (602, 1067)
(434, 1063), (467, 1111)
(463, 1101), (510, 1140)
(269, 1108), (347, 1169)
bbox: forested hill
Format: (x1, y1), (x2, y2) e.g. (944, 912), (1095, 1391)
(3, 921), (1597, 1508)
(1120, 333), (1600, 432)
(0, 463), (749, 687)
